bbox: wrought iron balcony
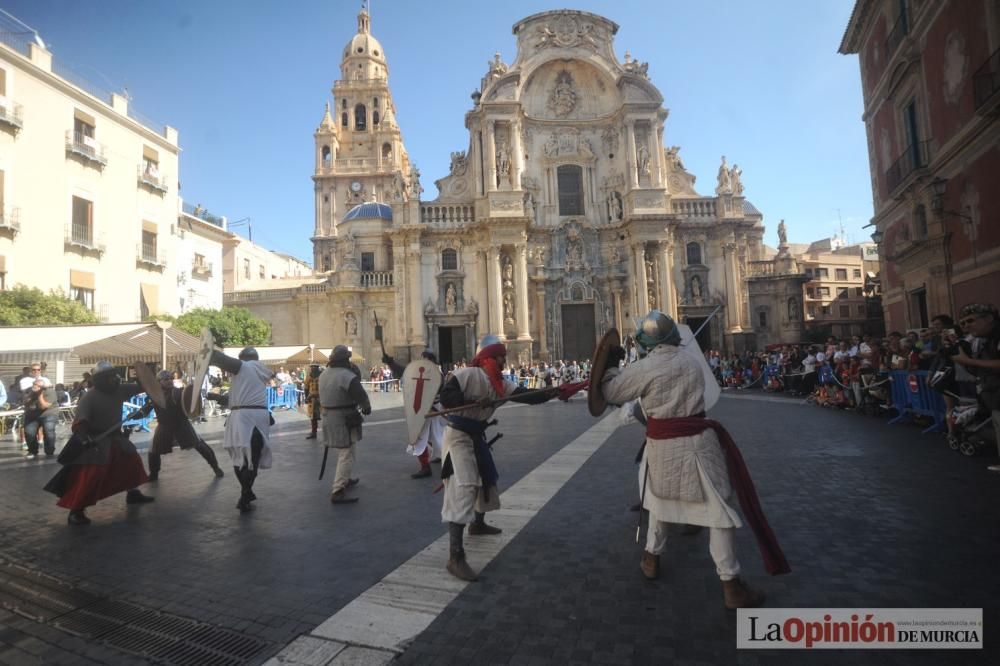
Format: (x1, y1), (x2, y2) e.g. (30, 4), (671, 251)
(136, 244), (167, 269)
(65, 131), (107, 168)
(191, 260), (214, 277)
(64, 225), (105, 254)
(974, 46), (1000, 113)
(885, 140), (931, 195)
(884, 10), (909, 61)
(0, 207), (20, 235)
(0, 100), (23, 134)
(137, 164), (168, 193)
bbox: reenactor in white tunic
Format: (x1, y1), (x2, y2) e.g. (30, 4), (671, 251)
(319, 345), (371, 504)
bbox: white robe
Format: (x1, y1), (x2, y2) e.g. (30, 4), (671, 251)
(223, 360), (274, 469)
(602, 345), (742, 529)
(409, 407), (444, 458)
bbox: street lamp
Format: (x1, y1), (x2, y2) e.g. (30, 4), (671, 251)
(229, 216), (253, 242)
(926, 177), (972, 221)
(870, 228), (884, 244)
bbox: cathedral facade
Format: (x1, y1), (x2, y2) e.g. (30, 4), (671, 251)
(235, 9), (768, 365)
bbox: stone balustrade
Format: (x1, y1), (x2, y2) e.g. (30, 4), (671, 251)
(420, 203), (475, 227)
(671, 198), (717, 217)
(360, 271), (393, 287)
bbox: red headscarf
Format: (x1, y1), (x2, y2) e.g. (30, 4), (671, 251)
(471, 343), (507, 396)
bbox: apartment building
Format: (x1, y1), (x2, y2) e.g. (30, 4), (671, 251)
(0, 16), (182, 321)
(221, 234), (312, 294)
(176, 201), (228, 312)
(799, 239), (877, 338)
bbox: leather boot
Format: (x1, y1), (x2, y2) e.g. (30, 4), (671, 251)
(67, 510), (91, 525)
(330, 490), (359, 504)
(126, 489), (155, 504)
(468, 512), (501, 535)
(640, 551), (659, 580)
(722, 577), (765, 609)
(411, 465), (432, 479)
(446, 550), (478, 582)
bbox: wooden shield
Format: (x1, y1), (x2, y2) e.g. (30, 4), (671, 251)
(182, 384), (201, 418)
(588, 327), (621, 417)
(188, 327), (214, 416)
(133, 362), (167, 410)
(402, 359), (442, 445)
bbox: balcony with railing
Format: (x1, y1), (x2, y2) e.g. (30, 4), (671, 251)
(420, 203), (475, 227)
(181, 201), (225, 228)
(65, 131), (107, 168)
(360, 271), (393, 288)
(191, 259), (214, 278)
(671, 198), (717, 218)
(136, 244), (167, 269)
(885, 140), (930, 195)
(974, 46), (1000, 113)
(0, 206), (20, 236)
(64, 224), (105, 254)
(0, 99), (23, 134)
(137, 164), (168, 194)
(884, 10), (909, 61)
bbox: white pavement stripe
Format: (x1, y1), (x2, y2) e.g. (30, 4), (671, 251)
(719, 392), (807, 405)
(265, 413), (620, 664)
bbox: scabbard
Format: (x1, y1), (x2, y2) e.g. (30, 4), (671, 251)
(318, 447), (330, 480)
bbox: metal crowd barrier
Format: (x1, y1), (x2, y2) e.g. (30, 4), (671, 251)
(887, 370), (947, 434)
(266, 384), (302, 411)
(122, 394), (152, 432)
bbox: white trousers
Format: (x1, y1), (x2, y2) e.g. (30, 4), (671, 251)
(330, 445), (355, 494)
(645, 518), (741, 581)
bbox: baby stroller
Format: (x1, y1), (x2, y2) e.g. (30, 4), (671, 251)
(949, 401), (997, 457)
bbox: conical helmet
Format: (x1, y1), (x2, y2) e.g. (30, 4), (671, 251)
(636, 310), (681, 350)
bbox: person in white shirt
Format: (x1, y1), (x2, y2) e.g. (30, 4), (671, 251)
(20, 364), (52, 391)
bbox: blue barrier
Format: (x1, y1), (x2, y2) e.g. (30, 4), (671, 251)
(122, 394), (152, 432)
(266, 384), (301, 412)
(887, 370), (946, 434)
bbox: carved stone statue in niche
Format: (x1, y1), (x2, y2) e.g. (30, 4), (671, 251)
(601, 126), (619, 155)
(648, 287), (657, 309)
(502, 254), (514, 288)
(534, 245), (546, 266)
(607, 191), (623, 221)
(690, 276), (703, 303)
(610, 246), (622, 265)
(524, 190), (537, 222)
(345, 312), (358, 337)
(503, 291), (515, 321)
(544, 133), (559, 157)
(445, 283), (457, 315)
(566, 240), (583, 268)
(788, 297), (799, 321)
(547, 70), (577, 117)
(637, 143), (651, 175)
(579, 138), (594, 159)
(495, 142), (511, 186)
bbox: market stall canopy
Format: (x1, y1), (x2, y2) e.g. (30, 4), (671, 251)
(0, 323), (150, 364)
(74, 324), (202, 365)
(222, 345), (329, 367)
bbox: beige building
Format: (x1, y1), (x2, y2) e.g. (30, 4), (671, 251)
(222, 234), (311, 294)
(798, 239), (877, 338)
(229, 9), (771, 364)
(0, 21), (182, 322)
(175, 201), (228, 312)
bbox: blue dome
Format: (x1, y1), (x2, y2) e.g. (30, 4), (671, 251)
(343, 202), (392, 222)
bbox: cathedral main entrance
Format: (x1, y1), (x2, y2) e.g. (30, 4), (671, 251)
(560, 304), (597, 363)
(683, 316), (712, 352)
(437, 326), (469, 367)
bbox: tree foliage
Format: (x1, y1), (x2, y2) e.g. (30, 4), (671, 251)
(156, 306), (271, 347)
(0, 285), (100, 326)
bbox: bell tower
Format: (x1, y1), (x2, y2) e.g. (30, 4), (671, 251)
(311, 5), (413, 273)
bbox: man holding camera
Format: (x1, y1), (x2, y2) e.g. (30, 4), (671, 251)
(22, 378), (58, 459)
(952, 303), (1000, 472)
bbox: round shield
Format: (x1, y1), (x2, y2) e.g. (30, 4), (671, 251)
(588, 327), (621, 417)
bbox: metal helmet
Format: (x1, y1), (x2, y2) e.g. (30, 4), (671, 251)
(92, 360), (116, 377)
(475, 334), (503, 356)
(636, 310), (681, 350)
(420, 348), (438, 364)
(238, 347), (259, 361)
(331, 345), (351, 361)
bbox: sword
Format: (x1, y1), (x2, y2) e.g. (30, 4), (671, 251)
(424, 387), (556, 417)
(318, 447), (330, 480)
(683, 303), (723, 346)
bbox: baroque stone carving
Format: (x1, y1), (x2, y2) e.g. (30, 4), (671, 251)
(731, 164), (744, 195)
(547, 71), (578, 117)
(715, 155), (732, 195)
(450, 151), (468, 176)
(534, 16), (600, 51)
(601, 126), (619, 155)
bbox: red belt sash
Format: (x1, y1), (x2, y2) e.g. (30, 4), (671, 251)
(645, 415), (791, 576)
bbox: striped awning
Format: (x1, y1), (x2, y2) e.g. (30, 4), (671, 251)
(74, 325), (202, 365)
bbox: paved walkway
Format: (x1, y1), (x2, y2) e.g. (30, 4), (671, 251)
(0, 391), (997, 664)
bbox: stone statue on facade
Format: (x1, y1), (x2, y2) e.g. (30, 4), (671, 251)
(648, 287), (657, 309)
(502, 254), (513, 288)
(495, 143), (512, 186)
(716, 156), (732, 194)
(607, 191), (623, 221)
(503, 291), (515, 321)
(691, 275), (702, 302)
(730, 164), (744, 195)
(544, 132), (560, 157)
(610, 245), (622, 266)
(777, 219), (788, 246)
(666, 145), (684, 170)
(408, 166), (423, 198)
(579, 138), (595, 159)
(547, 71), (577, 117)
(788, 297), (799, 321)
(345, 312), (358, 337)
(601, 126), (619, 155)
(636, 143), (651, 175)
(449, 151), (468, 177)
(445, 283), (457, 314)
(524, 190), (537, 222)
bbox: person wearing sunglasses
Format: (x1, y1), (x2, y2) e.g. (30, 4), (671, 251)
(951, 303), (1000, 472)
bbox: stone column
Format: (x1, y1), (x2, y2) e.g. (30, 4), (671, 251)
(511, 122), (524, 192)
(633, 243), (649, 314)
(485, 120), (497, 193)
(516, 244), (531, 340)
(407, 243), (425, 347)
(723, 241), (743, 332)
(625, 122), (639, 188)
(651, 125), (664, 188)
(658, 239), (676, 319)
(477, 248), (490, 333)
(487, 246), (504, 337)
(536, 285), (548, 355)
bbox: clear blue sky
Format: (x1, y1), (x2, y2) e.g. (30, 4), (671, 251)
(6, 0), (872, 262)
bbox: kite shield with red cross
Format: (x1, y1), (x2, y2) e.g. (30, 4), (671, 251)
(402, 359), (442, 445)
